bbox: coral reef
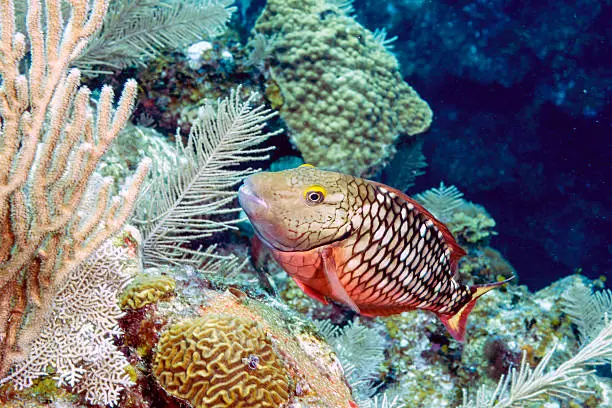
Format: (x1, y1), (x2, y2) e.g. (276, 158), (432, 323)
(448, 203), (497, 245)
(120, 274), (176, 310)
(153, 314), (291, 407)
(0, 0), (149, 383)
(150, 285), (356, 407)
(381, 275), (611, 407)
(0, 227), (142, 406)
(461, 281), (612, 407)
(254, 0), (432, 175)
(2, 1), (609, 407)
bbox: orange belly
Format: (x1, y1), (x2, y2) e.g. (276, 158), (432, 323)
(270, 248), (335, 304)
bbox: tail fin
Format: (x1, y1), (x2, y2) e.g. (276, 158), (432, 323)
(437, 276), (514, 342)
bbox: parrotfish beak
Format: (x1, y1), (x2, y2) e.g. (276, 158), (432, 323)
(238, 172), (297, 252)
(238, 176), (269, 219)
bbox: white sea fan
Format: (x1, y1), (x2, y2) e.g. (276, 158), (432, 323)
(414, 182), (465, 222)
(133, 87), (280, 269)
(460, 296), (612, 408)
(0, 228), (142, 406)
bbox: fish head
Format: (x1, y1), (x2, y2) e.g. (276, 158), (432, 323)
(238, 165), (356, 251)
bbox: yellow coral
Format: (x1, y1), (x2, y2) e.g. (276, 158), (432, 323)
(152, 314), (290, 408)
(255, 0), (432, 176)
(153, 289), (355, 407)
(449, 203), (497, 244)
(120, 275), (176, 310)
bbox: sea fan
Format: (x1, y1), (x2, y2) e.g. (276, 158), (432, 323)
(132, 88), (279, 269)
(563, 281), (612, 344)
(75, 0), (236, 74)
(414, 182), (465, 222)
(313, 319), (400, 407)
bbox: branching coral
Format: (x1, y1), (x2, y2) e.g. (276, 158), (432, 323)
(0, 227), (143, 406)
(0, 0), (150, 378)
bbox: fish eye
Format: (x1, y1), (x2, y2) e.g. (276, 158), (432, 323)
(304, 186), (326, 204)
(307, 191), (323, 203)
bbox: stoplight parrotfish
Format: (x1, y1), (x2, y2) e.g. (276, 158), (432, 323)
(238, 165), (513, 341)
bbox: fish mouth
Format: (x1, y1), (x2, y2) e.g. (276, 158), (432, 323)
(238, 179), (294, 252)
(238, 179), (269, 214)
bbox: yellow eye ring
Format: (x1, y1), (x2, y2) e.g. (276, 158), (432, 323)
(304, 185), (326, 204)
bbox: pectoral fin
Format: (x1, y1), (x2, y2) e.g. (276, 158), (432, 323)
(291, 277), (329, 304)
(320, 247), (360, 313)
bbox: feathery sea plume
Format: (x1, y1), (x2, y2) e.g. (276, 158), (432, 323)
(314, 319), (402, 407)
(75, 0), (237, 74)
(564, 280), (612, 345)
(414, 182), (465, 222)
(133, 88), (280, 270)
(14, 0), (237, 75)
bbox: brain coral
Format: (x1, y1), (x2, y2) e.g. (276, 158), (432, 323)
(152, 314), (290, 408)
(255, 0), (433, 175)
(120, 274), (176, 310)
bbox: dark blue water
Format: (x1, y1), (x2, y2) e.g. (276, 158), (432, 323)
(354, 0), (611, 289)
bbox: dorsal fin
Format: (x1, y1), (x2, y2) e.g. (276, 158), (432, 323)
(368, 180), (466, 272)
